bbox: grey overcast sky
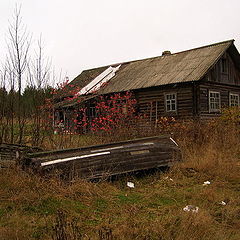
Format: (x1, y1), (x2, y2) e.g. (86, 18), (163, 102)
(0, 0), (240, 83)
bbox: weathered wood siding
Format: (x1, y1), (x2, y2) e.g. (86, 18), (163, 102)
(198, 50), (240, 119)
(135, 84), (194, 121)
(197, 83), (240, 118)
(205, 52), (240, 85)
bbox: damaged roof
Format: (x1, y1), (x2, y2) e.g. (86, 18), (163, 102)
(65, 40), (238, 98)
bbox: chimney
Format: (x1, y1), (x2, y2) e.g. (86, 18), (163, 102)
(162, 50), (171, 56)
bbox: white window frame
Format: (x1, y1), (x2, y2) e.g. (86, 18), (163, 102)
(209, 91), (221, 113)
(229, 93), (240, 107)
(165, 93), (177, 112)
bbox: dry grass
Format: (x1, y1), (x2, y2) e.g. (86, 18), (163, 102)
(0, 115), (240, 240)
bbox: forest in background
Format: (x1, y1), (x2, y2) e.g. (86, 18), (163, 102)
(0, 6), (64, 145)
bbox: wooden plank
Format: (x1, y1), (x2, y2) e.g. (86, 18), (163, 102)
(0, 143), (42, 168)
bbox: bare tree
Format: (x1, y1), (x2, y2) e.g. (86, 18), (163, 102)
(24, 35), (53, 145)
(28, 35), (51, 89)
(6, 5), (31, 143)
(0, 67), (7, 143)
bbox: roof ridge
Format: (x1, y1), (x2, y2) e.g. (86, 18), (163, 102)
(124, 39), (234, 64)
(172, 39), (234, 55)
(81, 39), (234, 73)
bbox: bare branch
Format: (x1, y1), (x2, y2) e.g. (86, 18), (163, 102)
(6, 4), (31, 93)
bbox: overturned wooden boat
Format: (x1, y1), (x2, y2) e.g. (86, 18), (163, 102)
(22, 136), (181, 179)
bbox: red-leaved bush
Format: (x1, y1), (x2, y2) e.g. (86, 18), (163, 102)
(43, 77), (139, 134)
(90, 92), (138, 132)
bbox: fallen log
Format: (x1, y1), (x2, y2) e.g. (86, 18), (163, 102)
(22, 136), (181, 180)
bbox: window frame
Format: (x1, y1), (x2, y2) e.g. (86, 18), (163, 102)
(89, 106), (97, 120)
(209, 90), (221, 113)
(221, 58), (228, 74)
(229, 93), (240, 107)
(165, 93), (177, 113)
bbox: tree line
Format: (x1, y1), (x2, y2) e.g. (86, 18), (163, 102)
(0, 5), (62, 145)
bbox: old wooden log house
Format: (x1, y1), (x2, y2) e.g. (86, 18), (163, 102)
(54, 40), (240, 131)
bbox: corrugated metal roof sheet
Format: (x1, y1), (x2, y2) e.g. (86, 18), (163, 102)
(57, 66), (108, 98)
(68, 40), (234, 96)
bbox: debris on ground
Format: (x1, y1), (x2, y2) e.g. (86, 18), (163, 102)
(219, 201), (227, 206)
(0, 143), (42, 168)
(183, 205), (199, 213)
(163, 176), (173, 181)
(203, 181), (211, 186)
(127, 182), (135, 188)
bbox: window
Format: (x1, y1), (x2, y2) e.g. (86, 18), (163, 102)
(89, 106), (97, 119)
(165, 93), (177, 112)
(221, 58), (228, 73)
(209, 91), (221, 112)
(229, 93), (239, 107)
(54, 111), (65, 127)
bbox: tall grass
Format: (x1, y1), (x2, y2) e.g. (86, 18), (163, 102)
(0, 109), (239, 240)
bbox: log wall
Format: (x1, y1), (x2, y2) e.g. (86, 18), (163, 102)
(197, 82), (240, 119)
(135, 83), (194, 121)
(205, 51), (240, 85)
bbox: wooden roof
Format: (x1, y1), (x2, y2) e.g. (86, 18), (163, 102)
(65, 40), (237, 98)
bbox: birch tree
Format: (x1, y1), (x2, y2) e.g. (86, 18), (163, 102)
(6, 5), (31, 143)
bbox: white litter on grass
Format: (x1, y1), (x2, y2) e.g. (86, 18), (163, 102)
(127, 182), (135, 188)
(183, 205), (199, 213)
(219, 201), (227, 206)
(164, 176), (173, 181)
(203, 181), (211, 186)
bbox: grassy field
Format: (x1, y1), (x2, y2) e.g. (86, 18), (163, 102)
(0, 118), (239, 240)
